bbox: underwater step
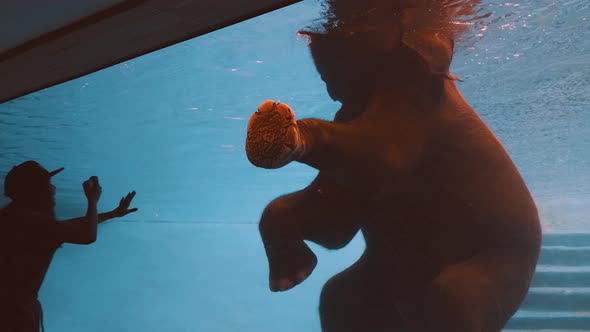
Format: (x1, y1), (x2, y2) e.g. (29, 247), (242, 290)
(506, 310), (590, 330)
(532, 270), (590, 288)
(519, 287), (590, 312)
(542, 234), (590, 247)
(539, 246), (590, 266)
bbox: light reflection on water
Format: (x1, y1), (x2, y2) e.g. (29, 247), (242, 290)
(0, 0), (588, 231)
(452, 0), (590, 232)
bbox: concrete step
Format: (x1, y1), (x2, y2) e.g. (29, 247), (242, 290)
(542, 234), (590, 247)
(506, 310), (590, 330)
(520, 287), (590, 312)
(532, 270), (590, 288)
(539, 246), (590, 266)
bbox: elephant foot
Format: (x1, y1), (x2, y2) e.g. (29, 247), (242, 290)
(246, 100), (301, 169)
(264, 240), (318, 292)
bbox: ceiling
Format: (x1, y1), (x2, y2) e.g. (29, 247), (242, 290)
(0, 0), (302, 103)
(0, 0), (124, 52)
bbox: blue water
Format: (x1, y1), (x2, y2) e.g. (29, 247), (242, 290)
(0, 0), (589, 331)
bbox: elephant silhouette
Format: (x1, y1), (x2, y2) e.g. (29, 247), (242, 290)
(246, 1), (541, 331)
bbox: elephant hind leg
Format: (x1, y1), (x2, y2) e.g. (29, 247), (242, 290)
(320, 255), (407, 332)
(419, 250), (537, 332)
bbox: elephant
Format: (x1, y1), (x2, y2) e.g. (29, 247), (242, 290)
(245, 2), (542, 331)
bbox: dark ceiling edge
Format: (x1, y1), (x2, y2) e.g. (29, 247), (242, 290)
(0, 0), (303, 104)
(0, 0), (146, 62)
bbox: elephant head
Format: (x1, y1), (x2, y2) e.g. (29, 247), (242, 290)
(301, 0), (490, 88)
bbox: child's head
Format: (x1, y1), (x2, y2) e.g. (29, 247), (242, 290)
(4, 160), (63, 215)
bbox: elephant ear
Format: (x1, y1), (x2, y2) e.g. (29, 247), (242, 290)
(400, 8), (463, 82)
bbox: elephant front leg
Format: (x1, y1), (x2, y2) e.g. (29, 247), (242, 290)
(259, 178), (362, 292)
(246, 100), (301, 169)
(246, 100), (371, 170)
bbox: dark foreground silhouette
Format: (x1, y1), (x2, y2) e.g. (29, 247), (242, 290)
(246, 1), (542, 331)
(0, 160), (137, 331)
